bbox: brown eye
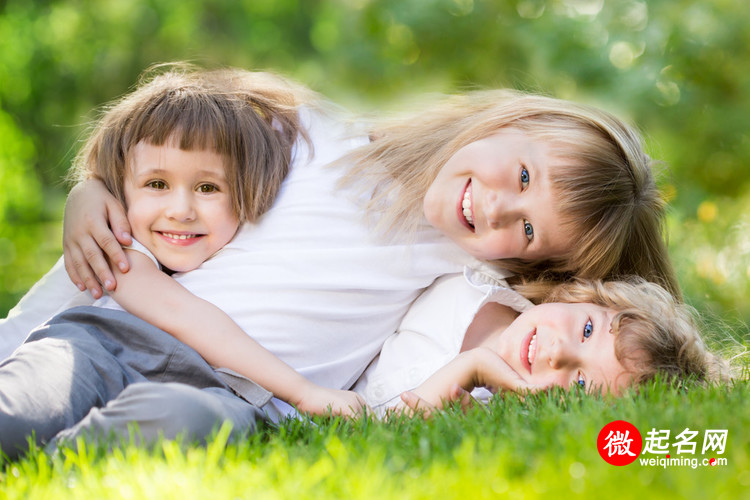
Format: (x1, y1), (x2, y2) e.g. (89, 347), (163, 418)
(197, 184), (218, 193)
(147, 180), (167, 190)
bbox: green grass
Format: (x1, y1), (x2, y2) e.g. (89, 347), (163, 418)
(2, 380), (748, 500)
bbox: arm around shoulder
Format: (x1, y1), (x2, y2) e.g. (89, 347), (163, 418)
(110, 250), (366, 417)
(63, 179), (132, 297)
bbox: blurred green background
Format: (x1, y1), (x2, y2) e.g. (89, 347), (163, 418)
(1, 0), (748, 336)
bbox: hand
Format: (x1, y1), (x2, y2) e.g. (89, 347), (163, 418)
(63, 179), (132, 298)
(400, 383), (476, 419)
(296, 386), (368, 418)
(396, 347), (536, 419)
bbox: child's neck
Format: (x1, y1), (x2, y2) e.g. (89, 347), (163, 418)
(460, 302), (518, 352)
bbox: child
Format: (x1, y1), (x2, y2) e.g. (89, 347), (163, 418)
(354, 274), (727, 417)
(340, 89), (680, 302)
(0, 66), (369, 460)
(3, 68), (678, 452)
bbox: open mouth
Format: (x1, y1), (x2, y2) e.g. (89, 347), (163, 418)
(527, 332), (537, 367)
(460, 180), (475, 230)
(521, 329), (537, 373)
(158, 231), (204, 245)
(161, 232), (199, 241)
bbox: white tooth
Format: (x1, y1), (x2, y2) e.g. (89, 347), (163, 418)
(463, 209), (473, 225)
(528, 335), (536, 365)
(462, 187), (474, 226)
(164, 233), (195, 240)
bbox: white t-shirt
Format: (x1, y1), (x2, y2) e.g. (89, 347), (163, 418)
(352, 267), (534, 417)
(0, 108), (469, 420)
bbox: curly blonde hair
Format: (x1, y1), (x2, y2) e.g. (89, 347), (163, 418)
(70, 64), (314, 222)
(545, 277), (731, 386)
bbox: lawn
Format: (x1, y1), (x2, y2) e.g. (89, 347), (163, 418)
(2, 379), (747, 499)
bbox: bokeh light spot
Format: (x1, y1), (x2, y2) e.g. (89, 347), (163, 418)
(697, 201), (718, 223)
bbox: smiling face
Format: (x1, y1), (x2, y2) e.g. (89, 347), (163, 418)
(494, 302), (635, 395)
(123, 139), (240, 273)
(423, 127), (575, 262)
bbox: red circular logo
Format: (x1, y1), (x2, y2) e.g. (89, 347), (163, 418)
(597, 420), (643, 466)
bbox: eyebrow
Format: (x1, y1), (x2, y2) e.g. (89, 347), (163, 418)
(134, 167), (228, 181)
(524, 159), (550, 255)
(586, 310), (615, 392)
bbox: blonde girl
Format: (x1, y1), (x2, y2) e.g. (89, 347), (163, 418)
(384, 277), (728, 416)
(342, 90), (678, 301)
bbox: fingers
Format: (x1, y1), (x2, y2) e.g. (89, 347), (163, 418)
(475, 347), (538, 395)
(106, 199), (132, 255)
(448, 384), (476, 411)
(62, 179), (130, 297)
(347, 394), (368, 416)
(63, 225), (122, 298)
(400, 390), (435, 419)
(329, 392), (369, 418)
(91, 225), (128, 283)
(63, 243), (103, 299)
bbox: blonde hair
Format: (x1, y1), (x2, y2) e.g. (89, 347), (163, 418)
(70, 64), (313, 222)
(545, 277), (732, 386)
(341, 90), (679, 299)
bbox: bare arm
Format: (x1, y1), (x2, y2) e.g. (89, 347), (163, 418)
(111, 250), (366, 416)
(63, 179), (132, 298)
(399, 348), (532, 416)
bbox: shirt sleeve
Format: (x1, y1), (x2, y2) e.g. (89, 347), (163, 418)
(124, 239), (160, 269)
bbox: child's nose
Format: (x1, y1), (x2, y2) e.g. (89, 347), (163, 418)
(484, 191), (520, 229)
(166, 191), (197, 221)
(547, 338), (577, 370)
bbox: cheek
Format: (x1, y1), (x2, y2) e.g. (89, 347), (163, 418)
(206, 204), (240, 242)
(529, 372), (572, 390)
(122, 199), (151, 238)
(217, 218), (240, 243)
(473, 232), (518, 260)
(422, 186), (440, 226)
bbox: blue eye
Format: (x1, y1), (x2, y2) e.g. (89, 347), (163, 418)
(577, 372), (586, 388)
(523, 220), (534, 242)
(520, 166), (530, 189)
(583, 319), (593, 339)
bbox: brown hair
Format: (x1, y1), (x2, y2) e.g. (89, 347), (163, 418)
(545, 277), (732, 386)
(70, 64), (313, 222)
(340, 90), (679, 299)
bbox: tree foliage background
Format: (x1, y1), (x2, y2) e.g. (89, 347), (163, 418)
(1, 0), (748, 335)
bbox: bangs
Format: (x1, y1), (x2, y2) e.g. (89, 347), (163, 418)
(527, 123), (636, 277)
(125, 88), (236, 154)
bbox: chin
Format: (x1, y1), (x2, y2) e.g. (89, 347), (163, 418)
(161, 260), (199, 274)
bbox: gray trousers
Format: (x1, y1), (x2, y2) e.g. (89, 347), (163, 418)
(0, 307), (271, 460)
